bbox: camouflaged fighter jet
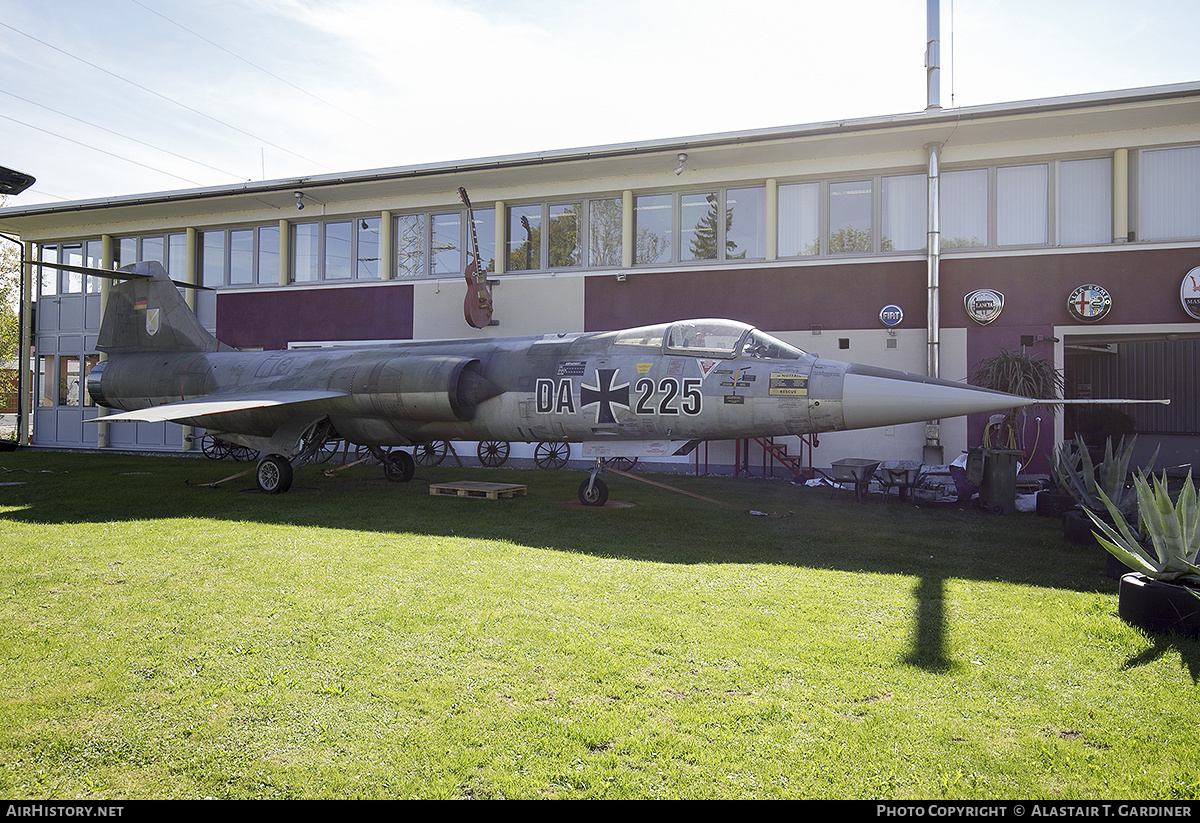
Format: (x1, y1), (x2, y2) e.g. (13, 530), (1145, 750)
(79, 261), (1035, 502)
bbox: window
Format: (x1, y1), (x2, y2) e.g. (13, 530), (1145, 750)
(432, 212), (463, 275)
(506, 205), (540, 271)
(548, 203), (581, 268)
(778, 182), (820, 257)
(59, 244), (84, 293)
(997, 164), (1048, 246)
(881, 174), (926, 252)
(292, 223), (319, 283)
(395, 214), (426, 278)
(201, 230), (228, 288)
(681, 192), (720, 261)
(589, 198), (622, 267)
(1142, 146), (1200, 241)
(634, 194), (672, 265)
(323, 222), (352, 280)
(1060, 158), (1111, 245)
(37, 356), (53, 406)
(58, 355), (80, 406)
(357, 217), (381, 279)
(82, 354), (100, 407)
(727, 186), (765, 260)
(167, 233), (188, 280)
(257, 226), (280, 285)
(230, 229), (254, 285)
(828, 180), (872, 254)
(941, 169), (987, 249)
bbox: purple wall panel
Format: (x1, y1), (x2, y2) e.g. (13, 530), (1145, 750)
(217, 283), (414, 350)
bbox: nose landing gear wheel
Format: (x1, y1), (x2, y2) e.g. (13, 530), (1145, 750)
(578, 477), (608, 507)
(256, 454), (293, 494)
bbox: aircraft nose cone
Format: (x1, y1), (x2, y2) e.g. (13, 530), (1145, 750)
(840, 364), (1033, 430)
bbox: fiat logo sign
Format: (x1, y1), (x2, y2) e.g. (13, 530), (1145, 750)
(879, 304), (903, 327)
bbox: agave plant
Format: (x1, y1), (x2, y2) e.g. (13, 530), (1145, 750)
(1055, 434), (1155, 521)
(1087, 471), (1200, 585)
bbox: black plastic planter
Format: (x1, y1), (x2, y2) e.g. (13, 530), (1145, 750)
(1118, 573), (1200, 637)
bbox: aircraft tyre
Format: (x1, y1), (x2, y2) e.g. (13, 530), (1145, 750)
(257, 454), (293, 494)
(578, 477), (609, 507)
(383, 449), (416, 483)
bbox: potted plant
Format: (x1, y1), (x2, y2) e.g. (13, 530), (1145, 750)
(1037, 441), (1082, 518)
(1058, 436), (1158, 579)
(970, 348), (1064, 456)
(1087, 471), (1200, 636)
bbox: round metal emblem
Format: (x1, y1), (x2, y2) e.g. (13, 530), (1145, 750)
(878, 304), (903, 327)
(964, 289), (1004, 325)
(1182, 266), (1200, 321)
(1067, 284), (1112, 323)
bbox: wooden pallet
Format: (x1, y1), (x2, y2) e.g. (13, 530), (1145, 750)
(429, 481), (528, 500)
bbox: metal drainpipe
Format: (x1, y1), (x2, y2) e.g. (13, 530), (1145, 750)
(924, 0), (944, 462)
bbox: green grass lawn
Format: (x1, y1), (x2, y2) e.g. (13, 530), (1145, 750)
(0, 449), (1197, 799)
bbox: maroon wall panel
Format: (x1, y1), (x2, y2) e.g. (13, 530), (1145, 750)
(217, 283), (415, 350)
(584, 261), (927, 333)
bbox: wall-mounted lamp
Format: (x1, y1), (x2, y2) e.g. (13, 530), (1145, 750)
(295, 191), (305, 210)
(674, 153), (688, 176)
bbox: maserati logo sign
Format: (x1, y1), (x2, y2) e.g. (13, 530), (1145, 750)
(1182, 267), (1200, 321)
(964, 289), (1004, 325)
(1067, 284), (1112, 323)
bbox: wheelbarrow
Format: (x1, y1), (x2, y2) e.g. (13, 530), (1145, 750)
(828, 458), (881, 502)
(877, 460), (924, 504)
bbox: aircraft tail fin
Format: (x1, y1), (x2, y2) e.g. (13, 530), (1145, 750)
(97, 261), (225, 353)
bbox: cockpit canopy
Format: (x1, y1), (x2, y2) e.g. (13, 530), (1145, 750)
(613, 319), (806, 360)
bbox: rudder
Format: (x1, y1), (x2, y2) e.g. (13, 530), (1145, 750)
(96, 261), (224, 353)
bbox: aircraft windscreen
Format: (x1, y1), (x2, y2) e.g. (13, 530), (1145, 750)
(740, 330), (805, 360)
(613, 324), (670, 348)
(665, 320), (749, 356)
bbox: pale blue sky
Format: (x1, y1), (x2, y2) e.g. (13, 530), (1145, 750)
(1, 0), (1197, 207)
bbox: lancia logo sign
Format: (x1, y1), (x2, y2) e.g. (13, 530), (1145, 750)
(1182, 266), (1200, 321)
(878, 304), (903, 327)
(1067, 284), (1112, 323)
(964, 289), (1004, 325)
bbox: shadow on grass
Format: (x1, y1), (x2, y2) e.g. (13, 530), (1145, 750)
(9, 449), (1198, 677)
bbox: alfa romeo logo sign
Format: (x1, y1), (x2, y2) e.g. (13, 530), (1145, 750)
(1182, 267), (1200, 321)
(964, 289), (1004, 325)
(1067, 284), (1112, 323)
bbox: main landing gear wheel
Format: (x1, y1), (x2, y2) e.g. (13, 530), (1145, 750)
(477, 441), (510, 467)
(535, 441), (570, 470)
(578, 477), (609, 507)
(256, 454), (293, 494)
(382, 449), (415, 483)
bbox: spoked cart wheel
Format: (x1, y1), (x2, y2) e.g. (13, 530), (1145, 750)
(602, 456), (638, 472)
(477, 441), (510, 467)
(534, 441), (570, 470)
(414, 441), (448, 466)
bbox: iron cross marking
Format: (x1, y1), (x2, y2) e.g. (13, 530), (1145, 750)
(580, 368), (630, 424)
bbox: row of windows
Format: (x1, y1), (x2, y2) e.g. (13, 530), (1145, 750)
(35, 146), (1200, 294)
